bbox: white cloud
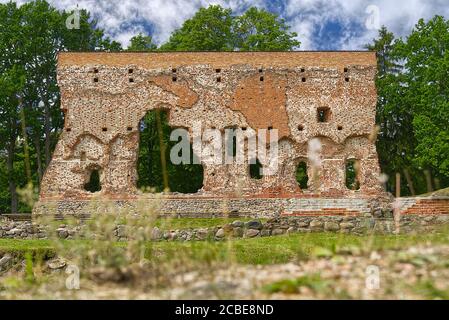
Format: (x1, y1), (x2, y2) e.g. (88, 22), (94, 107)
(285, 0), (449, 49)
(1, 0), (448, 49)
(44, 0), (267, 47)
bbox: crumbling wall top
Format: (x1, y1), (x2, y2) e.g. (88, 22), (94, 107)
(58, 51), (377, 69)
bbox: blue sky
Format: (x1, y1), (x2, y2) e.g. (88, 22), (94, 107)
(4, 0), (449, 49)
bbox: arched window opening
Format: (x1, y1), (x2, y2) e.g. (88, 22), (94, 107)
(296, 161), (308, 189)
(224, 128), (238, 159)
(249, 158), (263, 180)
(84, 169), (101, 193)
(346, 159), (360, 190)
(137, 109), (203, 193)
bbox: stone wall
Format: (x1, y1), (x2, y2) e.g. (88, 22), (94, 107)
(397, 197), (449, 215)
(34, 51), (387, 217)
(33, 195), (390, 218)
(2, 214), (449, 241)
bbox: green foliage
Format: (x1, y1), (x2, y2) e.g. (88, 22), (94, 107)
(414, 280), (449, 299)
(296, 162), (308, 189)
(3, 228), (449, 265)
(367, 20), (449, 194)
(249, 159), (263, 180)
(345, 160), (360, 190)
(160, 5), (234, 51)
(137, 110), (204, 193)
(263, 274), (328, 294)
(232, 7), (300, 51)
(0, 0), (123, 213)
(160, 5), (300, 51)
(128, 33), (157, 51)
(398, 16), (449, 177)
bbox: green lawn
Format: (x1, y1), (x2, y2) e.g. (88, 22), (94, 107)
(420, 187), (449, 197)
(2, 230), (449, 265)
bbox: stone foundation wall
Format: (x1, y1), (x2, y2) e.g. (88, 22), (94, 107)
(2, 214), (449, 241)
(33, 195), (387, 219)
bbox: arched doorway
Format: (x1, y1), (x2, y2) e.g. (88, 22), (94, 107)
(137, 108), (204, 193)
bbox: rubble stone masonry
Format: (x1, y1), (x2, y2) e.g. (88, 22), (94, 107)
(32, 51), (447, 218)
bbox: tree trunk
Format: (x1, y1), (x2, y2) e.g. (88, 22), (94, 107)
(395, 172), (401, 198)
(434, 177), (441, 191)
(43, 98), (52, 167)
(403, 168), (415, 196)
(424, 169), (433, 193)
(19, 99), (32, 183)
(33, 133), (43, 185)
(7, 121), (18, 213)
(156, 110), (169, 191)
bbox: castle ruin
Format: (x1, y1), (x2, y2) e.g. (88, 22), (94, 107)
(33, 51), (390, 218)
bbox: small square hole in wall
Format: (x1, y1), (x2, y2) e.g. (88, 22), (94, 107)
(317, 107), (331, 123)
(259, 68), (263, 73)
(93, 77), (98, 83)
(172, 76), (177, 82)
(301, 68), (305, 72)
(215, 68), (221, 73)
(297, 125), (304, 131)
(338, 125), (343, 130)
(172, 68), (177, 73)
(242, 127), (247, 131)
(302, 77), (306, 82)
(345, 77), (350, 82)
(127, 126), (133, 131)
(260, 76), (264, 81)
(66, 128), (71, 132)
(102, 127), (107, 132)
(93, 68), (99, 73)
(129, 78), (134, 83)
(344, 67), (348, 73)
(216, 77), (221, 82)
(128, 68), (133, 74)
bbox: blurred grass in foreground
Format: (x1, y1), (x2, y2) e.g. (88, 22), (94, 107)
(1, 230), (449, 265)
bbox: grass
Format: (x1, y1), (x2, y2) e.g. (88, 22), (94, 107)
(263, 274), (329, 294)
(1, 230), (449, 265)
(419, 186), (449, 197)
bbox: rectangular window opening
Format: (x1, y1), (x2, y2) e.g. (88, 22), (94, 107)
(317, 107), (331, 123)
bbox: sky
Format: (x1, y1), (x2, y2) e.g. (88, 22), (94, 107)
(3, 0), (449, 50)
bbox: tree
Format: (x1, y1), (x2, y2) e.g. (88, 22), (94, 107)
(397, 16), (449, 178)
(128, 33), (157, 51)
(0, 1), (27, 213)
(0, 0), (123, 213)
(160, 5), (233, 51)
(60, 8), (122, 51)
(160, 5), (300, 52)
(232, 7), (300, 51)
(367, 20), (449, 195)
(366, 27), (419, 194)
